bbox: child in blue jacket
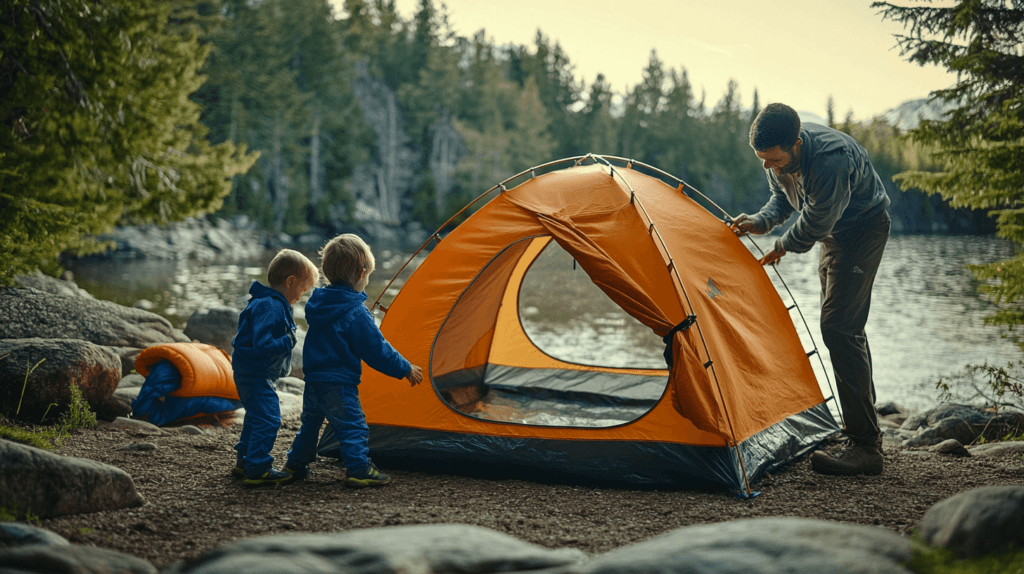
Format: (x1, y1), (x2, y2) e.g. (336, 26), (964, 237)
(231, 249), (319, 487)
(285, 234), (423, 488)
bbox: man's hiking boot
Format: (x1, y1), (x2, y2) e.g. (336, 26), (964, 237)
(345, 463), (391, 488)
(283, 465), (312, 482)
(810, 442), (884, 476)
(243, 467), (294, 487)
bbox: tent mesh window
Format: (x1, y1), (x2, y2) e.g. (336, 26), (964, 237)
(431, 238), (669, 429)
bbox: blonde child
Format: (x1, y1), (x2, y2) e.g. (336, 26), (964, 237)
(231, 249), (318, 486)
(284, 234), (422, 487)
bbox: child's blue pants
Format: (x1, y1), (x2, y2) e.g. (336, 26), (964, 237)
(287, 381), (369, 472)
(233, 377), (281, 478)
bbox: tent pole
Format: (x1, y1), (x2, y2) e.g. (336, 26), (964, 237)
(595, 155), (757, 498)
(372, 156), (591, 312)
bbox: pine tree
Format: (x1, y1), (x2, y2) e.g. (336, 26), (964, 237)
(653, 67), (700, 182)
(0, 0), (255, 285)
(874, 0), (1024, 330)
(577, 73), (619, 155)
(620, 50), (667, 162)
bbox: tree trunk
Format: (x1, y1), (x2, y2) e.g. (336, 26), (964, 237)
(272, 115), (287, 232)
(309, 107), (322, 209)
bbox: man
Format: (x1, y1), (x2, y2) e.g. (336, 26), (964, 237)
(731, 103), (891, 476)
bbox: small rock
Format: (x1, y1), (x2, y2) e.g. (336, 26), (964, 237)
(98, 417), (164, 435)
(929, 439), (970, 457)
(173, 425), (204, 435)
(118, 373), (146, 388)
(133, 299), (156, 310)
(875, 401), (904, 416)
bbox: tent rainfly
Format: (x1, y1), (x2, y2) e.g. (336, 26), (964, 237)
(319, 155), (839, 494)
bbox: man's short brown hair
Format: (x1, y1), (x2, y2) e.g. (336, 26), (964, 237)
(749, 102), (801, 152)
(267, 249), (319, 288)
(320, 234), (374, 287)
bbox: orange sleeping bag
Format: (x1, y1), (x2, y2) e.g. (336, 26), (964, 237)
(135, 343), (239, 401)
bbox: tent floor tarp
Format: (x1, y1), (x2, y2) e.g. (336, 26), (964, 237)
(317, 402), (838, 490)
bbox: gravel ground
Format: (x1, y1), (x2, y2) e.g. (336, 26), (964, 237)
(39, 421), (1024, 570)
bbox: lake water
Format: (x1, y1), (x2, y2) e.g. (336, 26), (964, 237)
(66, 234), (1023, 413)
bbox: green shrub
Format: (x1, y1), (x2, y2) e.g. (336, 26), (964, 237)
(0, 380), (96, 450)
(0, 502), (41, 525)
(907, 542), (1024, 574)
(935, 361), (1024, 413)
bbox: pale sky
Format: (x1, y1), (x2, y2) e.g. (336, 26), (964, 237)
(332, 0), (957, 121)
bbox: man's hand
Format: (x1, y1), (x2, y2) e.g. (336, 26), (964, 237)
(406, 364), (423, 386)
(730, 213), (767, 236)
(758, 242), (786, 266)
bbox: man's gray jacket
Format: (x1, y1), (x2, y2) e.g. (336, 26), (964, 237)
(752, 122), (890, 254)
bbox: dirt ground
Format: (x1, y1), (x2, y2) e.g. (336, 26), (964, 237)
(38, 421), (1024, 570)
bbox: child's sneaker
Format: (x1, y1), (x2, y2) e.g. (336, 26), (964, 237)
(243, 467), (294, 487)
(231, 454), (245, 479)
(345, 462), (391, 488)
(283, 465), (312, 482)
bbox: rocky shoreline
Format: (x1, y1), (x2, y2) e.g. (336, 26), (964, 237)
(2, 272), (1024, 573)
(69, 215), (429, 264)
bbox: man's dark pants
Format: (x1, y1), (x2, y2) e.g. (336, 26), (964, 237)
(818, 209), (890, 447)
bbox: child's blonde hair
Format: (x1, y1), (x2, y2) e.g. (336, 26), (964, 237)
(267, 249), (319, 288)
(320, 234), (375, 287)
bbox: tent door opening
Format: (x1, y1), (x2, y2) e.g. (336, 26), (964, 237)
(430, 236), (669, 428)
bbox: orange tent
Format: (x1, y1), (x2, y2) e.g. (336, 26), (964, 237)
(319, 156), (838, 492)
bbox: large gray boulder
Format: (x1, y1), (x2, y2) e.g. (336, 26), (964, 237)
(968, 441), (1024, 457)
(183, 306), (240, 354)
(0, 338), (120, 422)
(579, 517), (914, 574)
(901, 404), (1024, 448)
(917, 485), (1024, 557)
(0, 522), (69, 547)
(162, 523), (585, 574)
(100, 216), (264, 261)
(0, 439), (144, 519)
(0, 543), (156, 573)
(13, 271), (92, 299)
(0, 285), (189, 348)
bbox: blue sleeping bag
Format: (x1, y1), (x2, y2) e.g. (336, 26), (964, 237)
(131, 360), (242, 426)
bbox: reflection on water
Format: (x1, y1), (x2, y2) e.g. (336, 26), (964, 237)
(518, 234), (1023, 412)
(67, 235), (1022, 412)
(761, 234), (1023, 412)
(65, 250), (418, 329)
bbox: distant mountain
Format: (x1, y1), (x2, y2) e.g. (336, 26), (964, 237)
(881, 98), (956, 131)
(794, 99), (955, 132)
(797, 110), (829, 127)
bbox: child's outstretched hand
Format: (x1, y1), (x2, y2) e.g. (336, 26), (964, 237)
(406, 364), (423, 386)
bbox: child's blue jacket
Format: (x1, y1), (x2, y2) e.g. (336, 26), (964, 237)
(302, 283), (411, 385)
(231, 281), (296, 379)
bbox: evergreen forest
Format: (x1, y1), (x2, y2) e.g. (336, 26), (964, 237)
(0, 0), (997, 285)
